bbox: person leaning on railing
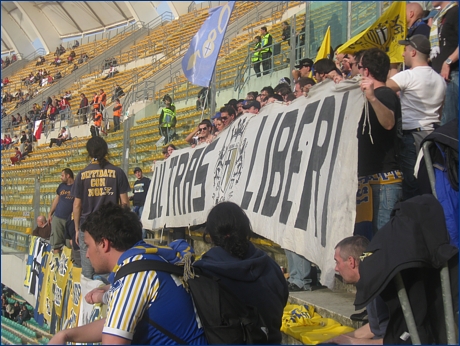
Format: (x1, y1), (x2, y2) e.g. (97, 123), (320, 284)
(78, 93), (89, 124)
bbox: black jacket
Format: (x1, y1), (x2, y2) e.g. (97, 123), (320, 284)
(355, 194), (458, 344)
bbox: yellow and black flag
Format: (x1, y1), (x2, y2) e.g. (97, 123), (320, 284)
(337, 1), (406, 63)
(315, 26), (332, 62)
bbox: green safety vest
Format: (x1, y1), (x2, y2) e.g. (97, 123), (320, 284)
(252, 42), (262, 62)
(260, 33), (272, 54)
(161, 105), (176, 127)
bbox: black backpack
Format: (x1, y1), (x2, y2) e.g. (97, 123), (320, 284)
(114, 260), (269, 345)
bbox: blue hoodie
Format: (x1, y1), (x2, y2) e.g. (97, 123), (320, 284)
(194, 242), (289, 344)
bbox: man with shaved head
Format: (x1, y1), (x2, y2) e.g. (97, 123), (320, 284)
(406, 2), (430, 38)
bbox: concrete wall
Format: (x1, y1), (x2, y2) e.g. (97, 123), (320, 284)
(1, 253), (36, 307)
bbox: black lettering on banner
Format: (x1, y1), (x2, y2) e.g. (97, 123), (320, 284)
(173, 153), (190, 215)
(261, 110), (298, 217)
(149, 162), (165, 219)
(253, 112), (284, 213)
(280, 101), (320, 224)
(166, 156), (178, 217)
(194, 139), (219, 212)
(295, 96), (335, 232)
(320, 92), (349, 246)
(183, 148), (205, 214)
(241, 115), (268, 209)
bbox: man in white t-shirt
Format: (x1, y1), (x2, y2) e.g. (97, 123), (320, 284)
(387, 35), (446, 200)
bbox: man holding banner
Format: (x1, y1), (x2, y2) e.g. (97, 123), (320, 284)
(355, 48), (403, 240)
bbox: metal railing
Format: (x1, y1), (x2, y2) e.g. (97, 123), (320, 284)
(1, 229), (31, 254)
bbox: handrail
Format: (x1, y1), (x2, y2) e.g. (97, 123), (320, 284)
(234, 49), (251, 94)
(188, 2), (196, 13)
(5, 24), (149, 120)
(21, 48), (47, 63)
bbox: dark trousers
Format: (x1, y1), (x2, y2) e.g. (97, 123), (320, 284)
(50, 138), (65, 148)
(253, 61), (261, 77)
(262, 52), (272, 75)
(399, 130), (432, 200)
(113, 116), (120, 132)
(90, 125), (99, 137)
(160, 127), (174, 144)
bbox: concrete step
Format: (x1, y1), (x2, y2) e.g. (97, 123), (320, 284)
(281, 288), (365, 344)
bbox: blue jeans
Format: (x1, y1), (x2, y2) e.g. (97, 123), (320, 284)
(371, 182), (402, 235)
(285, 249), (312, 289)
(441, 70), (458, 126)
(132, 205), (146, 238)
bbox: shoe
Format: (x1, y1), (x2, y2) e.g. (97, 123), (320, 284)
(288, 283), (309, 292)
(350, 309), (368, 321)
(311, 285), (328, 291)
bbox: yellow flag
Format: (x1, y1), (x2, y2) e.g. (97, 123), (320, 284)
(337, 1), (406, 63)
(315, 26), (332, 62)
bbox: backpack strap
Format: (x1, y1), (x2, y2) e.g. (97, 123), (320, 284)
(146, 317), (188, 345)
(114, 260), (184, 281)
(114, 260), (189, 345)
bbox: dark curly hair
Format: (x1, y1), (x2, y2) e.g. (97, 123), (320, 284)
(81, 202), (142, 251)
(204, 202), (253, 259)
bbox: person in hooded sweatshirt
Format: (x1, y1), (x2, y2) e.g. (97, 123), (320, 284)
(194, 202), (289, 344)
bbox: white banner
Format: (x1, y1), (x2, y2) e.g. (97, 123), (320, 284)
(142, 79), (365, 287)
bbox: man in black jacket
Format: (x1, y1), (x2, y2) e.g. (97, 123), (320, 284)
(78, 93), (89, 124)
(326, 236), (389, 344)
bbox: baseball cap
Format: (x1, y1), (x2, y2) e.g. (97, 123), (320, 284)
(211, 112), (221, 120)
(398, 35), (431, 55)
(243, 101), (261, 110)
(279, 77), (291, 85)
(422, 9), (438, 21)
(295, 58), (314, 69)
(133, 167), (142, 173)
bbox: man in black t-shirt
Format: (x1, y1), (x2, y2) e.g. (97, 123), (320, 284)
(130, 167), (151, 238)
(430, 2), (458, 125)
(355, 48), (403, 240)
(71, 137), (130, 279)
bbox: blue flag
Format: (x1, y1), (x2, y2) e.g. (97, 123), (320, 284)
(182, 1), (235, 87)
